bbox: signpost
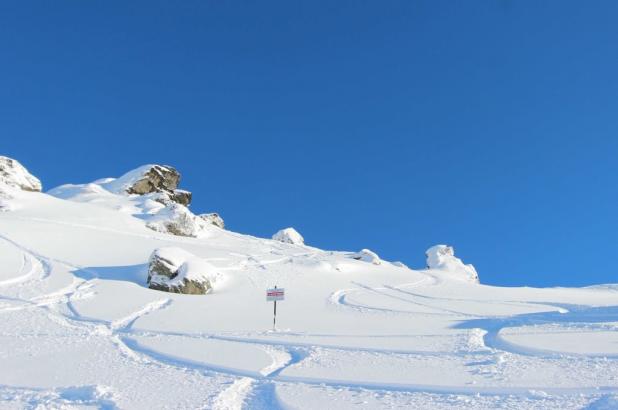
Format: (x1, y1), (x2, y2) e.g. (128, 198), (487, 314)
(266, 286), (285, 330)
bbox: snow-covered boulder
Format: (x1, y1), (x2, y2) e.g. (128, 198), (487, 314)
(272, 227), (304, 245)
(103, 164), (191, 206)
(0, 156), (42, 192)
(199, 213), (225, 229)
(147, 247), (219, 295)
(425, 244), (479, 283)
(351, 249), (381, 265)
(146, 203), (209, 237)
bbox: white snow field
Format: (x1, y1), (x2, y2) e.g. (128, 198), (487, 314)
(1, 165), (618, 409)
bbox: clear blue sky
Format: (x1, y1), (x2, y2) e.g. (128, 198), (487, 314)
(1, 1), (617, 287)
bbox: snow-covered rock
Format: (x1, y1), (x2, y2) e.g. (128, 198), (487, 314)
(199, 213), (225, 229)
(273, 227), (304, 245)
(0, 156), (42, 192)
(147, 247), (220, 294)
(425, 244), (479, 283)
(351, 249), (382, 265)
(103, 164), (191, 206)
(146, 203), (209, 237)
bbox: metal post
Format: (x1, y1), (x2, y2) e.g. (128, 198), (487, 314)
(273, 285), (277, 331)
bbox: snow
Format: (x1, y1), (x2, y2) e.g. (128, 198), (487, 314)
(426, 244), (479, 283)
(0, 164), (617, 409)
(272, 227), (304, 245)
(351, 248), (382, 265)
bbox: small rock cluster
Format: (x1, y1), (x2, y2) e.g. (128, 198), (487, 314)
(116, 165), (225, 237)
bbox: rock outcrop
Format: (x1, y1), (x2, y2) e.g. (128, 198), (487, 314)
(272, 227), (304, 245)
(105, 164), (191, 207)
(351, 248), (382, 265)
(425, 244), (479, 283)
(199, 213), (225, 229)
(0, 156), (42, 192)
(147, 247), (218, 295)
(47, 163), (222, 238)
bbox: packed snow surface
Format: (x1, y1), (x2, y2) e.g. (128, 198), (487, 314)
(1, 167), (618, 409)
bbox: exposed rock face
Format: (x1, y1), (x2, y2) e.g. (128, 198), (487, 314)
(0, 156), (42, 192)
(425, 244), (479, 283)
(107, 164), (192, 207)
(149, 278), (210, 295)
(170, 189), (192, 206)
(199, 213), (225, 229)
(147, 247), (216, 295)
(126, 165), (180, 195)
(272, 227), (304, 245)
(351, 249), (382, 265)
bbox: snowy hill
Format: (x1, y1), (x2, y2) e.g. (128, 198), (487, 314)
(1, 158), (617, 409)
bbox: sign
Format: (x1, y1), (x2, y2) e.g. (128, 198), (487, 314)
(267, 286), (284, 331)
(266, 288), (285, 301)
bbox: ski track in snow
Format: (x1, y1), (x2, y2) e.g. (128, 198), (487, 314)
(2, 224), (618, 409)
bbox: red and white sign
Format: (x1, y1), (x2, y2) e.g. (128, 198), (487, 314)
(266, 288), (285, 301)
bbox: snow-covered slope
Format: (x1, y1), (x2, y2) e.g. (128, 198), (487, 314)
(1, 160), (617, 409)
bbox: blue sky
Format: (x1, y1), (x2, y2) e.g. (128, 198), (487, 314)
(1, 1), (617, 287)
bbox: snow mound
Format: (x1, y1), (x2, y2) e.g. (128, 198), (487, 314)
(425, 244), (479, 283)
(351, 249), (381, 265)
(147, 247), (222, 294)
(0, 156), (42, 192)
(273, 227), (304, 245)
